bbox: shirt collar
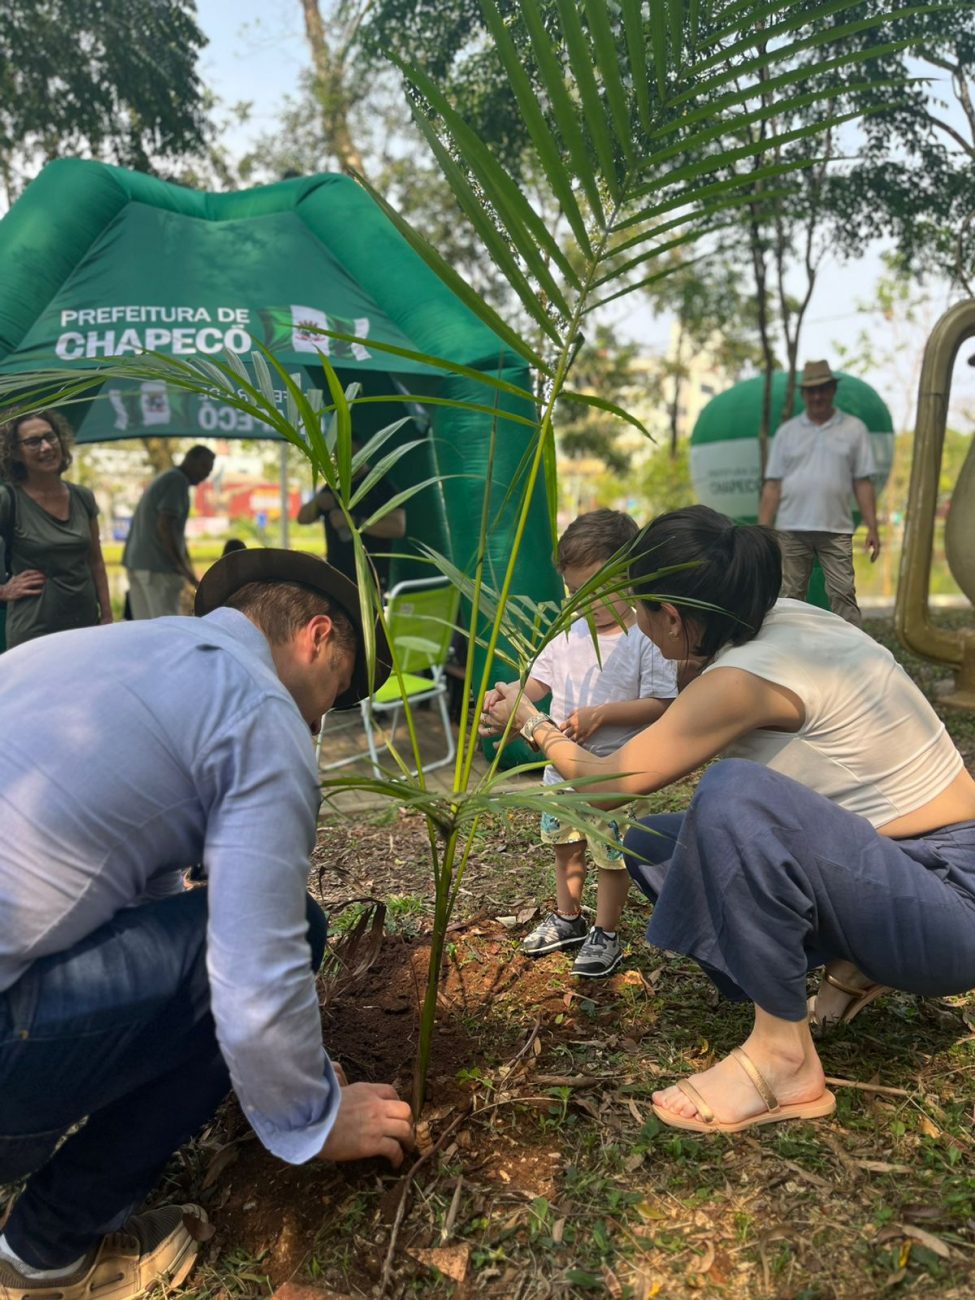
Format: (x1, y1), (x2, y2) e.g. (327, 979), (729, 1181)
(198, 606), (277, 675)
(800, 408), (841, 431)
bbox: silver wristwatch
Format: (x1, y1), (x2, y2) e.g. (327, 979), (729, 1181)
(520, 712), (555, 749)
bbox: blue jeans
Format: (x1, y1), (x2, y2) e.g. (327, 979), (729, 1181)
(624, 760), (975, 1021)
(0, 888), (327, 1269)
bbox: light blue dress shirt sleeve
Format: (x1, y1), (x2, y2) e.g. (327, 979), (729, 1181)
(196, 695), (340, 1164)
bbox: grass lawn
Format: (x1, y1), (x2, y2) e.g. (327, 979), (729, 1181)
(7, 616), (975, 1299)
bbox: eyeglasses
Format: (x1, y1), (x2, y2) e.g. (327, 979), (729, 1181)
(18, 434), (59, 450)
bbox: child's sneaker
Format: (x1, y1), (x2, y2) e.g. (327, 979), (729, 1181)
(520, 911), (588, 956)
(571, 927), (623, 978)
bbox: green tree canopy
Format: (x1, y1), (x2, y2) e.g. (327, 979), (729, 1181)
(360, 0), (968, 446)
(0, 0), (207, 195)
(827, 6), (975, 290)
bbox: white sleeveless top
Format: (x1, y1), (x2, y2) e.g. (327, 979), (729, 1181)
(702, 600), (964, 828)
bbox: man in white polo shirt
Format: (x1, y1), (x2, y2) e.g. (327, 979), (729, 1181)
(758, 360), (880, 627)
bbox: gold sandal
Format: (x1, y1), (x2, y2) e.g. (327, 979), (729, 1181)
(808, 971), (890, 1031)
(651, 1046), (836, 1134)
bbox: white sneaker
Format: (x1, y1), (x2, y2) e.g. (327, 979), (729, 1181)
(0, 1204), (206, 1300)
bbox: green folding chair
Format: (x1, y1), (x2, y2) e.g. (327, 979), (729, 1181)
(319, 576), (460, 778)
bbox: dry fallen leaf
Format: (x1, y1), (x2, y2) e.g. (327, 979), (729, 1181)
(918, 1114), (941, 1139)
(602, 1265), (624, 1298)
(901, 1223), (953, 1259)
(903, 1204), (945, 1222)
(201, 1142), (239, 1189)
(182, 1211), (216, 1242)
(635, 1199), (668, 1221)
(853, 1159), (914, 1174)
(410, 1244), (470, 1284)
(573, 1096), (601, 1119)
(416, 1120), (434, 1157)
(696, 1241), (716, 1275)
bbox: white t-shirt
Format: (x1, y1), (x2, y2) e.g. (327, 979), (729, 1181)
(765, 408), (876, 532)
(531, 618), (677, 786)
(702, 599), (963, 828)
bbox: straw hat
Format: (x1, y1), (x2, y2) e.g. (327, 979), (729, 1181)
(799, 360), (837, 389)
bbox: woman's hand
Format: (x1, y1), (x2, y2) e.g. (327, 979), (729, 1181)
(99, 611), (114, 626)
(560, 705), (602, 743)
(0, 570), (46, 601)
(482, 681), (536, 735)
(478, 686), (505, 737)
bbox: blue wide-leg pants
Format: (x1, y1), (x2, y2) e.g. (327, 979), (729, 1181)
(623, 760), (975, 1022)
(0, 888), (327, 1269)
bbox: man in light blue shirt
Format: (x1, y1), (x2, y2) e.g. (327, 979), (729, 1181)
(0, 548), (411, 1300)
(758, 359), (880, 627)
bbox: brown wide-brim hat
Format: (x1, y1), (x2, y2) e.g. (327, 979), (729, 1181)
(799, 359), (837, 389)
(195, 548), (391, 711)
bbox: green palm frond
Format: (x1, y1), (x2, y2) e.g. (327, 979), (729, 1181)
(1, 3), (928, 1117)
(388, 0), (920, 359)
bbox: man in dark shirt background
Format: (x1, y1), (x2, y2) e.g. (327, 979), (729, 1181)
(123, 445), (215, 617)
(296, 448), (406, 593)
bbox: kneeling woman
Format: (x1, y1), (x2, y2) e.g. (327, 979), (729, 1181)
(482, 505), (975, 1133)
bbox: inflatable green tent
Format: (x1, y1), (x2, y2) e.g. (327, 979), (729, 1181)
(690, 370), (893, 608)
(0, 159), (560, 608)
(690, 370), (893, 519)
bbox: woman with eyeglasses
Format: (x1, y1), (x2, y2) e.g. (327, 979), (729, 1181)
(0, 411), (112, 649)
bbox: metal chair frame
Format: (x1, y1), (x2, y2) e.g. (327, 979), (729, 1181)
(318, 576), (459, 778)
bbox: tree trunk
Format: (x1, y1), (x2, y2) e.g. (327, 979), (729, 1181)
(775, 142), (829, 422)
(298, 0), (369, 179)
(141, 437), (174, 474)
(743, 51), (776, 476)
(748, 208), (776, 475)
(668, 317), (686, 458)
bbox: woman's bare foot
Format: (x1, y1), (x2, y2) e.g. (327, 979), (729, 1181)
(810, 961), (886, 1029)
(652, 1017), (826, 1126)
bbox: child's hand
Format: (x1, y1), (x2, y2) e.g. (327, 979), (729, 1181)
(561, 705), (602, 742)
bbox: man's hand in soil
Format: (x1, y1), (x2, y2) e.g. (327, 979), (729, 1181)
(317, 1082), (415, 1167)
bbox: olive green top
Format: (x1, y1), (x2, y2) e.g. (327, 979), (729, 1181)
(0, 482), (100, 648)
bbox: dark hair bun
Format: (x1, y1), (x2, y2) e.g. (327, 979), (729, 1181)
(630, 505), (781, 658)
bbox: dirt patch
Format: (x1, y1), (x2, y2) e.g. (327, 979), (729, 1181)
(168, 873), (975, 1300)
(186, 919), (665, 1290)
(165, 614), (975, 1297)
